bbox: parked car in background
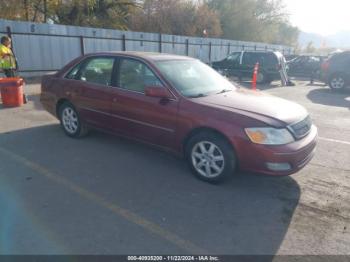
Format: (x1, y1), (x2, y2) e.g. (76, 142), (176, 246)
(211, 51), (286, 84)
(321, 51), (350, 90)
(285, 54), (299, 62)
(41, 52), (317, 183)
(287, 55), (326, 80)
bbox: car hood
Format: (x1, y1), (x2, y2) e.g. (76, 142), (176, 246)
(194, 88), (308, 126)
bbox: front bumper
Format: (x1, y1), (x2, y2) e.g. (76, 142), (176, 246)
(236, 125), (318, 176)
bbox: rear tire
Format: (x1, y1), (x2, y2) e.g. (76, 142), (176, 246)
(329, 74), (346, 91)
(264, 75), (273, 85)
(257, 72), (266, 84)
(185, 132), (236, 183)
(58, 102), (88, 138)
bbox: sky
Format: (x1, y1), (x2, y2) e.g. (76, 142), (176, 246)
(284, 0), (350, 36)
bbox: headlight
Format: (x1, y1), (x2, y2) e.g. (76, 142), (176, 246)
(245, 127), (294, 145)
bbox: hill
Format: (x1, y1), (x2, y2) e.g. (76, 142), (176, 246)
(299, 31), (350, 49)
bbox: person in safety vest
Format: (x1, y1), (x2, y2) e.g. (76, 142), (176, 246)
(0, 36), (27, 103)
(0, 36), (17, 77)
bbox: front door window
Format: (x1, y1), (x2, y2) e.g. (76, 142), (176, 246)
(118, 58), (163, 93)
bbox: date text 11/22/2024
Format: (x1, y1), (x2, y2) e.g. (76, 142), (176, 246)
(127, 256), (219, 261)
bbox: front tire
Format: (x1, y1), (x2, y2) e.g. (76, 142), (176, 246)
(185, 132), (236, 183)
(59, 102), (88, 138)
(329, 74), (346, 91)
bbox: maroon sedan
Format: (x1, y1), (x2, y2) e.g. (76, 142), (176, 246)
(41, 52), (317, 183)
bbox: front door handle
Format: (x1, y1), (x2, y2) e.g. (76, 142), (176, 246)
(112, 97), (118, 103)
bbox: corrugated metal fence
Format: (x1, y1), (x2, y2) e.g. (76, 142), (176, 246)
(0, 19), (294, 77)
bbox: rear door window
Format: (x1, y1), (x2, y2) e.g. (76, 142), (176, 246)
(77, 57), (115, 86)
(264, 53), (278, 67)
(309, 56), (321, 63)
(243, 53), (261, 66)
(226, 52), (241, 64)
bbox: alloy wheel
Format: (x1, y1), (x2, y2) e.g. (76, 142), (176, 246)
(191, 141), (225, 178)
(62, 107), (79, 134)
(331, 77), (345, 89)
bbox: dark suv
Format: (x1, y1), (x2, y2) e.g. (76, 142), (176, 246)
(212, 51), (285, 84)
(321, 51), (350, 90)
(287, 55), (326, 80)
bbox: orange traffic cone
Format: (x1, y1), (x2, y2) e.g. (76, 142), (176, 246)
(252, 62), (259, 91)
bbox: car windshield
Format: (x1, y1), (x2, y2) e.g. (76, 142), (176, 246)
(155, 60), (236, 98)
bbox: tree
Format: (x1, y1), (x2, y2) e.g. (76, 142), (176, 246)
(0, 0), (140, 30)
(129, 0), (222, 37)
(275, 22), (299, 46)
(207, 0), (299, 45)
(0, 0), (298, 46)
(53, 0), (140, 29)
(305, 41), (316, 53)
(0, 0), (29, 21)
(193, 3), (222, 37)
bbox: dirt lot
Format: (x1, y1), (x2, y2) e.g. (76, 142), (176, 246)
(0, 80), (349, 255)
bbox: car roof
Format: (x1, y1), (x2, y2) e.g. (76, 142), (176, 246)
(83, 51), (194, 62)
(338, 51), (350, 55)
(243, 50), (280, 54)
(232, 50), (283, 57)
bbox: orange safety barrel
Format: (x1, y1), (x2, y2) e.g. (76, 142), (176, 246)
(0, 77), (24, 107)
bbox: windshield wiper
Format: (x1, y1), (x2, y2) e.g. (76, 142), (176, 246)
(188, 93), (208, 98)
(217, 89), (232, 94)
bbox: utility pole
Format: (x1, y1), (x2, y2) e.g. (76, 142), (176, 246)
(23, 0), (29, 21)
(43, 0), (47, 23)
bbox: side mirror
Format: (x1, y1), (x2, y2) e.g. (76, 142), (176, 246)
(145, 86), (173, 99)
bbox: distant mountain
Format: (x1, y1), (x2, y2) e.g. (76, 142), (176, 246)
(327, 31), (350, 49)
(299, 31), (350, 49)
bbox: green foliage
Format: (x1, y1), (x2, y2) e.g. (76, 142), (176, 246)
(207, 0), (299, 45)
(305, 41), (316, 53)
(0, 0), (139, 30)
(0, 0), (299, 46)
(54, 0), (140, 30)
(129, 0), (222, 37)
